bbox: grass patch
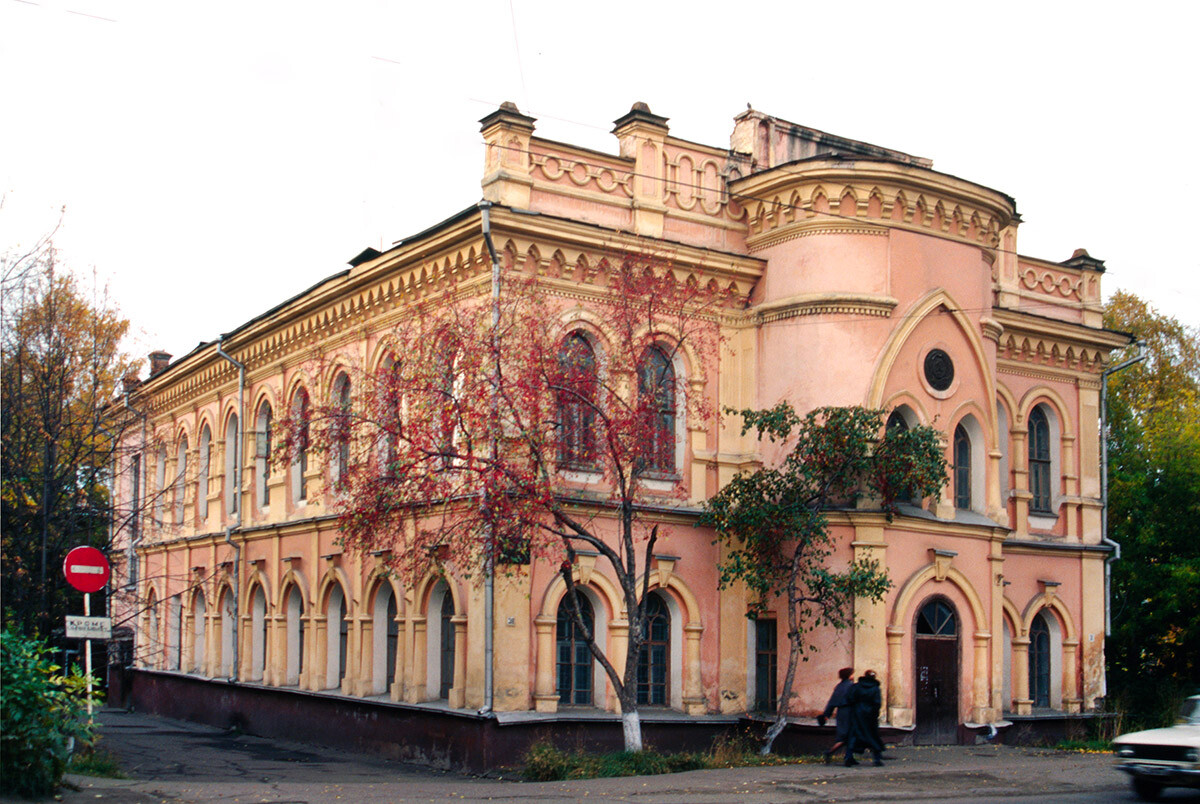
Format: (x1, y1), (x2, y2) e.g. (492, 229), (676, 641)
(66, 747), (126, 779)
(522, 732), (814, 781)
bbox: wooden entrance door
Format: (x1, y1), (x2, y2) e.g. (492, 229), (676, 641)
(914, 599), (959, 744)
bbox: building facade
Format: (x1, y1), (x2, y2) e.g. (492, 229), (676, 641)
(110, 102), (1128, 744)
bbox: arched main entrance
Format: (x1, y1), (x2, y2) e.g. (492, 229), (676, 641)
(915, 598), (959, 744)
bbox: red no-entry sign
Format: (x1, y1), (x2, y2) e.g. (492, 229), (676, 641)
(63, 546), (110, 593)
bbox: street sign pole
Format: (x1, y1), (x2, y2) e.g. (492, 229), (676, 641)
(62, 545), (111, 724)
(83, 592), (93, 720)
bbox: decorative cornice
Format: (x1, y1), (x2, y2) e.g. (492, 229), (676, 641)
(746, 219), (887, 252)
(753, 292), (897, 324)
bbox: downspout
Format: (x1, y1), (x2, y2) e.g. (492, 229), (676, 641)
(1100, 342), (1144, 647)
(216, 336), (245, 682)
(478, 201), (500, 716)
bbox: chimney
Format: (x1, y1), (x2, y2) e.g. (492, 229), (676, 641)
(149, 351), (172, 377)
(122, 372), (143, 394)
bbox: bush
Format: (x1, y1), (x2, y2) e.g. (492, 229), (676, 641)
(1, 629), (100, 798)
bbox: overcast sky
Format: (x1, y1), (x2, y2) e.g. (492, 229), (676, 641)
(3, 0), (1196, 364)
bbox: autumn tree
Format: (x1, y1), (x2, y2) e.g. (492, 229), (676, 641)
(1104, 291), (1200, 724)
(701, 404), (946, 754)
(1, 246), (137, 636)
(284, 257), (727, 750)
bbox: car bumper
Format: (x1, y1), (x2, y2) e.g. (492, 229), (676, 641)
(1116, 762), (1200, 786)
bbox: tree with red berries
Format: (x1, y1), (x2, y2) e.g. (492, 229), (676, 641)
(282, 256), (729, 750)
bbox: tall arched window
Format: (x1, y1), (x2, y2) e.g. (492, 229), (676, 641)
(953, 424), (971, 510)
(636, 594), (670, 705)
(332, 375), (352, 482)
(255, 402), (273, 508)
(637, 346), (676, 474)
(1029, 614), (1051, 708)
(197, 425), (211, 521)
(439, 593), (456, 699)
(153, 445), (167, 524)
(556, 594), (594, 705)
(291, 388), (310, 502)
(173, 436), (188, 524)
(379, 356), (401, 468)
(557, 333), (597, 469)
(224, 413), (239, 516)
(1028, 407), (1052, 512)
(886, 410), (910, 433)
(285, 585), (305, 685)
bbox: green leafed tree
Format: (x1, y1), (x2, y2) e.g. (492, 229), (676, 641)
(701, 404), (946, 754)
(1104, 291), (1200, 724)
(1, 243), (136, 637)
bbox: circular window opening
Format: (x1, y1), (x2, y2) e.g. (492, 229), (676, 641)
(924, 349), (954, 392)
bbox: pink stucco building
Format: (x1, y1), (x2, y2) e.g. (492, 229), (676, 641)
(109, 102), (1128, 754)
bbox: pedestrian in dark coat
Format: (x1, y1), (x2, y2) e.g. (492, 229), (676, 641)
(817, 667), (855, 763)
(843, 669), (884, 767)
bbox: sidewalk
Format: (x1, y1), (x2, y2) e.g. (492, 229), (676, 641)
(29, 709), (1140, 803)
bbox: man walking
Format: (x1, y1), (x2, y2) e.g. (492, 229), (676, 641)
(844, 669), (885, 767)
(818, 667), (855, 764)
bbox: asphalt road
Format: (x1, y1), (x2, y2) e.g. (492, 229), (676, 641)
(11, 709), (1200, 803)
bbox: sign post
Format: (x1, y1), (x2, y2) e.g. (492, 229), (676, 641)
(63, 546), (111, 721)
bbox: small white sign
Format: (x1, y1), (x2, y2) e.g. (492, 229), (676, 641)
(65, 616), (112, 639)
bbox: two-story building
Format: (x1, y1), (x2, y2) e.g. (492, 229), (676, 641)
(109, 102), (1128, 761)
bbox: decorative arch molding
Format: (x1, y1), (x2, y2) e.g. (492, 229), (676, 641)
(241, 568), (276, 612)
(635, 570), (703, 628)
(249, 384), (280, 421)
(995, 383), (1019, 424)
(367, 338), (402, 375)
(539, 569), (625, 621)
(554, 307), (618, 358)
(412, 572), (465, 616)
(315, 566), (355, 613)
(278, 569), (311, 612)
(1016, 386), (1075, 437)
(882, 392), (931, 425)
(890, 562), (987, 635)
(1001, 596), (1023, 637)
(363, 569), (405, 614)
(283, 369), (317, 409)
(1021, 593), (1078, 643)
(867, 290), (1000, 445)
(631, 322), (704, 390)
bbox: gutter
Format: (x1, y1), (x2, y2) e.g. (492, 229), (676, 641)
(216, 335), (246, 683)
(1099, 341), (1145, 642)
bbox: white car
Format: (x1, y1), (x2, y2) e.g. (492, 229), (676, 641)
(1114, 695), (1200, 801)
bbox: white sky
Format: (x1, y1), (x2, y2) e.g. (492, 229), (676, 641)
(3, 0), (1197, 364)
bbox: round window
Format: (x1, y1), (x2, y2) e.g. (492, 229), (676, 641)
(923, 349), (954, 392)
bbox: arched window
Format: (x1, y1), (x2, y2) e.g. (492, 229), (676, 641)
(556, 594), (594, 705)
(379, 357), (402, 468)
(153, 445), (167, 524)
(953, 424), (971, 510)
(285, 586), (304, 685)
(191, 591), (207, 674)
(385, 590), (399, 692)
(167, 595), (182, 671)
(219, 589), (235, 677)
(224, 413), (239, 516)
(291, 388), (310, 502)
(250, 586), (267, 682)
(557, 333), (598, 469)
(916, 599), (957, 636)
(636, 594), (670, 705)
(255, 401), (272, 508)
(326, 584), (347, 690)
(197, 425), (211, 521)
(174, 435), (188, 524)
(637, 346), (676, 474)
(332, 375), (352, 482)
(439, 592), (455, 700)
(1029, 614), (1051, 708)
(887, 409), (910, 433)
(1028, 407), (1052, 513)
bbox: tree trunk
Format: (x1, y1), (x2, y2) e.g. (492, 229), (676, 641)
(621, 709), (643, 752)
(760, 631), (803, 755)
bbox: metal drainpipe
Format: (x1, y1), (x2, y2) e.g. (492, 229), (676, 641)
(1100, 342), (1145, 644)
(478, 201), (500, 716)
(216, 336), (245, 682)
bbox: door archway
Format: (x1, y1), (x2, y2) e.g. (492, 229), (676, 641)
(914, 598), (959, 744)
